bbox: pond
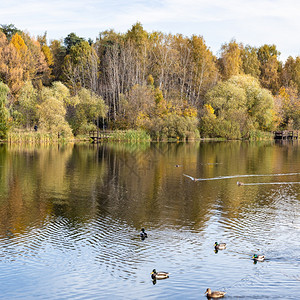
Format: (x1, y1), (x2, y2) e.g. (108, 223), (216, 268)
(0, 141), (300, 299)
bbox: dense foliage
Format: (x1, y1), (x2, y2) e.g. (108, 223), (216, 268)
(0, 23), (299, 140)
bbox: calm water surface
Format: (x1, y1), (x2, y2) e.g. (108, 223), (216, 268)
(0, 141), (300, 299)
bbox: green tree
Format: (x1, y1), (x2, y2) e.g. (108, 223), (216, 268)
(17, 81), (38, 128)
(229, 75), (274, 130)
(202, 75), (275, 138)
(0, 82), (10, 139)
(0, 24), (22, 40)
(64, 33), (85, 54)
(67, 88), (108, 135)
(38, 82), (73, 137)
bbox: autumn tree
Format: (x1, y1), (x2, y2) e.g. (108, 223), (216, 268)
(257, 44), (281, 94)
(241, 45), (260, 78)
(0, 32), (50, 95)
(188, 35), (219, 106)
(126, 22), (149, 83)
(95, 28), (147, 120)
(62, 41), (99, 94)
(149, 32), (177, 92)
(0, 32), (24, 95)
(116, 84), (155, 128)
(219, 40), (243, 80)
(49, 39), (66, 81)
(280, 56), (300, 93)
(20, 32), (50, 86)
(37, 32), (54, 83)
(274, 86), (300, 129)
(129, 84), (199, 140)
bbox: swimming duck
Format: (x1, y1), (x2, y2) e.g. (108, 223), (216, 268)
(252, 254), (265, 261)
(140, 228), (148, 239)
(237, 181), (244, 186)
(205, 288), (226, 298)
(151, 269), (170, 280)
(214, 242), (226, 250)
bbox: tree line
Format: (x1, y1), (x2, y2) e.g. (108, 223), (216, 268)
(0, 22), (299, 140)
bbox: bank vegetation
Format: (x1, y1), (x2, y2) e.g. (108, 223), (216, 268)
(0, 23), (300, 142)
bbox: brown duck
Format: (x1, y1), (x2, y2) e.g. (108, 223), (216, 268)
(205, 288), (226, 298)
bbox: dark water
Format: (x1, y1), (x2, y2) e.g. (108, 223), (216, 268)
(0, 141), (300, 299)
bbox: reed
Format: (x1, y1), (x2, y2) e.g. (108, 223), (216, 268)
(109, 130), (151, 142)
(7, 130), (70, 144)
(249, 130), (273, 140)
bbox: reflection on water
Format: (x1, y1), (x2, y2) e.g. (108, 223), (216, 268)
(0, 141), (300, 299)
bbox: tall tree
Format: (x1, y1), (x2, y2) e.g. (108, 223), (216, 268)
(62, 41), (99, 94)
(241, 45), (260, 78)
(64, 33), (85, 54)
(257, 44), (281, 94)
(188, 35), (219, 106)
(219, 40), (242, 80)
(0, 32), (24, 95)
(0, 24), (22, 40)
(49, 39), (66, 81)
(20, 32), (50, 85)
(281, 56), (300, 93)
(275, 86), (300, 129)
(37, 32), (54, 69)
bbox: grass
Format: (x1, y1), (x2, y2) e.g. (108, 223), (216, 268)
(7, 130), (70, 144)
(109, 129), (151, 142)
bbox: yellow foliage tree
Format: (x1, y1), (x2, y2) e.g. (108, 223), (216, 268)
(275, 86), (300, 129)
(10, 33), (27, 60)
(220, 40), (242, 80)
(0, 42), (24, 95)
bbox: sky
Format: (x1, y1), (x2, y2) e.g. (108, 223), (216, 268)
(0, 0), (300, 62)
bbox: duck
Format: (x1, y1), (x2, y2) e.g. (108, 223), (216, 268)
(252, 254), (265, 261)
(205, 288), (226, 298)
(151, 269), (170, 280)
(214, 242), (226, 250)
(237, 181), (244, 186)
(140, 228), (148, 239)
